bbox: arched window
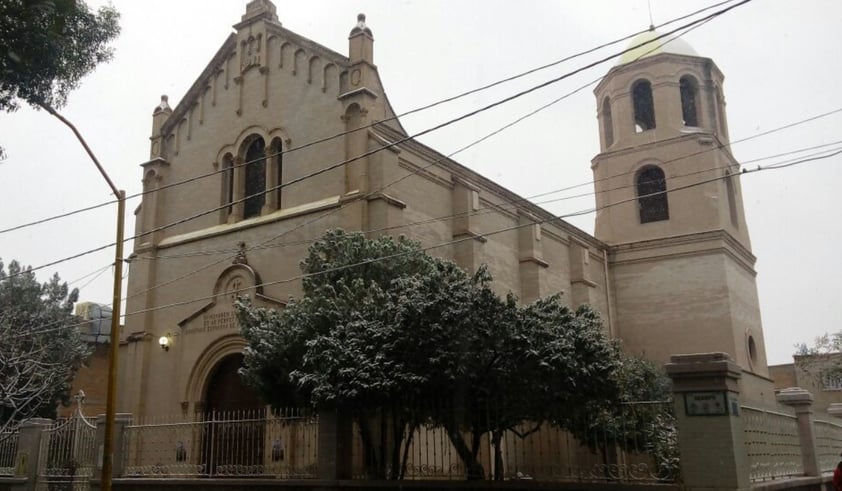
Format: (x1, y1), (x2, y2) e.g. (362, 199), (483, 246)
(243, 137), (266, 219)
(637, 165), (669, 223)
(602, 97), (614, 147)
(632, 79), (656, 132)
(680, 75), (700, 127)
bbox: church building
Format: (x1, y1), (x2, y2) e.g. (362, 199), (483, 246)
(118, 0), (776, 419)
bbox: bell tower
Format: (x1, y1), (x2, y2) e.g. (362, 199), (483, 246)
(592, 31), (771, 395)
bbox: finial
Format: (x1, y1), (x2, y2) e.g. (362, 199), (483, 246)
(350, 12), (372, 36)
(233, 241), (248, 265)
(241, 0), (278, 24)
(154, 94), (171, 114)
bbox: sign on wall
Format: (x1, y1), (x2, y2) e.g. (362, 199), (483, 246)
(684, 391), (732, 416)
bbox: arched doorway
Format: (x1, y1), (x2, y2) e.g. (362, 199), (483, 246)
(202, 353), (264, 475)
(204, 353), (263, 413)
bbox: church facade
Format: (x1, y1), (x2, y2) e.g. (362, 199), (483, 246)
(118, 0), (775, 419)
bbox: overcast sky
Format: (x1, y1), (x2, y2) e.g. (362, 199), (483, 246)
(1, 0), (840, 366)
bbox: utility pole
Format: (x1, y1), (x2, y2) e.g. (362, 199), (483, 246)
(40, 103), (124, 491)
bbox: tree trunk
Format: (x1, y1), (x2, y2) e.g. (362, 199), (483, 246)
(443, 424), (485, 480)
(398, 423), (417, 480)
(356, 417), (385, 479)
(492, 430), (504, 480)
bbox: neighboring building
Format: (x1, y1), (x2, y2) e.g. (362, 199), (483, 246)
(117, 1), (777, 420)
(57, 302), (113, 418)
(770, 356), (842, 414)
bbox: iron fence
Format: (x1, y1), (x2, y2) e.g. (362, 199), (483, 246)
(120, 401), (676, 483)
(348, 400), (678, 483)
(35, 411), (98, 491)
(123, 408), (318, 478)
(742, 405), (803, 482)
(0, 429), (18, 476)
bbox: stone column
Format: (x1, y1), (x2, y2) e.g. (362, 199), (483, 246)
(230, 156), (245, 222)
(777, 387), (820, 477)
(317, 410), (352, 480)
(13, 418), (51, 486)
(665, 352), (750, 491)
(262, 144), (279, 214)
(94, 413), (133, 480)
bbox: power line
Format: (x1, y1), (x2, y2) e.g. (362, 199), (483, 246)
(77, 127), (842, 310)
(122, 76), (605, 299)
(128, 7), (736, 240)
(67, 263), (113, 287)
(2, 1), (751, 280)
(15, 144), (841, 340)
(122, 14), (716, 301)
(127, 139), (842, 263)
(121, 148), (842, 319)
(0, 0), (742, 239)
(120, 0), (741, 202)
(0, 199), (117, 235)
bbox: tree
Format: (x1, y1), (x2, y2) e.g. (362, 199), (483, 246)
(794, 332), (842, 389)
(566, 355), (679, 481)
(0, 0), (120, 111)
(238, 230), (630, 480)
(239, 230), (475, 479)
(0, 0), (120, 156)
(0, 259), (91, 436)
(434, 290), (623, 480)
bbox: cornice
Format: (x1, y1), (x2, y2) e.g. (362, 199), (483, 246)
(157, 195), (341, 250)
(608, 229), (757, 274)
(372, 123), (608, 252)
(594, 52), (718, 95)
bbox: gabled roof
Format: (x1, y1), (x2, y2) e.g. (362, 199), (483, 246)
(162, 21), (353, 136)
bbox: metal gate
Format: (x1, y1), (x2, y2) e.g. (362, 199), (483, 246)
(36, 404), (97, 491)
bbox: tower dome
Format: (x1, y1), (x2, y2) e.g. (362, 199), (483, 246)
(617, 29), (698, 65)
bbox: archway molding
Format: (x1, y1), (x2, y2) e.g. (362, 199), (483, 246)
(184, 333), (248, 408)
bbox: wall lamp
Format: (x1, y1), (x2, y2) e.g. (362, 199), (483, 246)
(159, 334), (172, 352)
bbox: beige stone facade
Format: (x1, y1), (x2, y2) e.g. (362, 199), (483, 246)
(117, 2), (776, 419)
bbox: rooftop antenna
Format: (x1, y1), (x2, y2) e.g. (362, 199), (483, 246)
(647, 0), (655, 30)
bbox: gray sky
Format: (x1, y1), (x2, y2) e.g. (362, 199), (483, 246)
(1, 0), (840, 366)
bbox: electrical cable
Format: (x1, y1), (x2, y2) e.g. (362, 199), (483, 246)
(0, 1), (739, 238)
(120, 148), (842, 319)
(2, 0), (752, 280)
(67, 263), (113, 287)
(127, 139), (842, 262)
(123, 13), (717, 300)
(121, 0), (742, 202)
(13, 145), (841, 339)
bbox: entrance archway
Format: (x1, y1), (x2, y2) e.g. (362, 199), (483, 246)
(203, 353), (262, 413)
(201, 353), (264, 475)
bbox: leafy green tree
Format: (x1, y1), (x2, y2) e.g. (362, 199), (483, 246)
(238, 230), (638, 480)
(0, 0), (120, 157)
(0, 259), (91, 435)
(435, 289), (624, 480)
(794, 332), (842, 391)
(0, 0), (119, 111)
(566, 355), (679, 480)
(238, 230), (473, 479)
